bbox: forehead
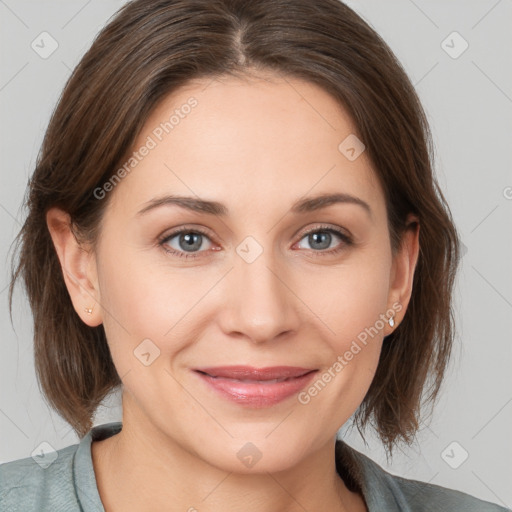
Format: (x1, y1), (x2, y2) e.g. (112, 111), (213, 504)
(106, 73), (385, 222)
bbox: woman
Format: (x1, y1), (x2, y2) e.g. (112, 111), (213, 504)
(1, 0), (508, 510)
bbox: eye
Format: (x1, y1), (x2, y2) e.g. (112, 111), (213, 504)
(294, 225), (353, 257)
(158, 227), (214, 260)
(158, 224), (353, 260)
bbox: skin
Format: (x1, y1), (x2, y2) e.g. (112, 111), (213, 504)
(47, 71), (420, 512)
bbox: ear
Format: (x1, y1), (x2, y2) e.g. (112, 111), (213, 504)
(46, 207), (102, 327)
(385, 213), (420, 334)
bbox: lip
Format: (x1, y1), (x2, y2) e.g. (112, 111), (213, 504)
(194, 365), (315, 380)
(192, 366), (318, 407)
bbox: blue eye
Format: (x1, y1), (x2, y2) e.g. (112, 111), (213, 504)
(296, 227), (351, 254)
(158, 227), (212, 259)
(158, 224), (352, 260)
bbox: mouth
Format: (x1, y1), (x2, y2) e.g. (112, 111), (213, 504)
(192, 366), (318, 407)
(193, 365), (317, 381)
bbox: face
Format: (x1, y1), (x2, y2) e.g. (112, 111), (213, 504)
(60, 72), (415, 473)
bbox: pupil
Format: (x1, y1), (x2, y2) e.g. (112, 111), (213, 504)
(311, 232), (330, 250)
(181, 233), (201, 251)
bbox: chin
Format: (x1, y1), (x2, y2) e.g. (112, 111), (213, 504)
(199, 434), (312, 475)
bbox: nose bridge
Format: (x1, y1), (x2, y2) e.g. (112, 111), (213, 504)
(223, 236), (298, 342)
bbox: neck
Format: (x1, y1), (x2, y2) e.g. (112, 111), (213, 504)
(91, 396), (366, 512)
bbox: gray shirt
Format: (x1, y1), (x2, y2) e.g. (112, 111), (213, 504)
(0, 421), (509, 511)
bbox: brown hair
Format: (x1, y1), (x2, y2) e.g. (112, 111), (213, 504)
(9, 0), (460, 456)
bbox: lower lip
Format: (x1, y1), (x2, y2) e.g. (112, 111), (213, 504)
(194, 370), (318, 407)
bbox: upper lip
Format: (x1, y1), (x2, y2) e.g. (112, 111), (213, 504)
(194, 366), (317, 380)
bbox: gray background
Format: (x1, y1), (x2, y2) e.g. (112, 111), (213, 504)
(1, 0), (511, 507)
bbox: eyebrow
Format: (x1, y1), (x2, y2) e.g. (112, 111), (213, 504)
(136, 192), (372, 219)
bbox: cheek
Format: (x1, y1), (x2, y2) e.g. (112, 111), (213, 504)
(97, 228), (390, 393)
(96, 243), (209, 371)
(332, 273), (389, 350)
(301, 246), (391, 348)
(296, 249), (390, 407)
(95, 243), (166, 368)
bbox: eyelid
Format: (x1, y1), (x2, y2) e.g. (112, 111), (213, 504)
(295, 222), (351, 241)
(157, 224), (215, 242)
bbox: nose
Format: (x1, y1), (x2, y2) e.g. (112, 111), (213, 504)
(218, 246), (301, 345)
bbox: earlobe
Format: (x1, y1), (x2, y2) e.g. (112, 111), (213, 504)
(46, 207), (102, 327)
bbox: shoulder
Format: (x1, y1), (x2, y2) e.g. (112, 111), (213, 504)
(336, 440), (510, 512)
(0, 442), (81, 511)
(377, 465), (510, 512)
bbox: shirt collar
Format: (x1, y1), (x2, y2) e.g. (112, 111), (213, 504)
(336, 437), (401, 511)
(74, 421), (395, 512)
(74, 421), (122, 511)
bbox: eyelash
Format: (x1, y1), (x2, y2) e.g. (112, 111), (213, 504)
(157, 224), (353, 260)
